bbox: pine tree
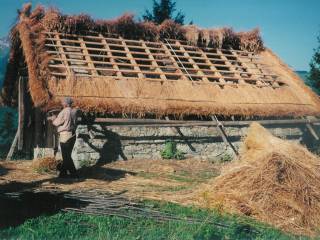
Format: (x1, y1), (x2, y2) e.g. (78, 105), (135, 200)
(142, 0), (185, 25)
(309, 33), (320, 93)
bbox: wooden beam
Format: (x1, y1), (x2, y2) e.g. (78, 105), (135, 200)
(161, 42), (189, 81)
(47, 50), (262, 66)
(211, 116), (239, 156)
(175, 40), (209, 82)
(141, 41), (167, 81)
(34, 108), (44, 148)
(199, 49), (225, 85)
(79, 37), (98, 76)
(100, 34), (123, 78)
(17, 76), (25, 151)
(6, 131), (18, 161)
(216, 49), (244, 85)
(306, 123), (320, 140)
(50, 57), (276, 76)
(120, 37), (145, 79)
(54, 32), (71, 75)
(93, 117), (320, 126)
(48, 64), (280, 82)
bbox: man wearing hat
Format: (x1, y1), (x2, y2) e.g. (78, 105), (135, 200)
(49, 97), (78, 178)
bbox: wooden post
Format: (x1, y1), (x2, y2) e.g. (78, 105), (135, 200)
(165, 116), (196, 152)
(306, 123), (320, 140)
(45, 119), (55, 148)
(34, 108), (44, 148)
(17, 76), (25, 151)
(210, 116), (239, 156)
(6, 131), (18, 160)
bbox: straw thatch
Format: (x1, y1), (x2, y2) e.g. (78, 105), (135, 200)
(197, 123), (320, 236)
(2, 3), (320, 117)
(32, 157), (61, 172)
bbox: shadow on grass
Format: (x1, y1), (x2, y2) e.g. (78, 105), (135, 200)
(0, 190), (87, 229)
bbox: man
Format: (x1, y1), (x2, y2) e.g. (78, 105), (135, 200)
(49, 97), (78, 178)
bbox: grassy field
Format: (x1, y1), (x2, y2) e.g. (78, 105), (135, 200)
(0, 201), (301, 240)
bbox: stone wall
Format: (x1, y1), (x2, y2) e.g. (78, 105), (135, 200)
(70, 123), (314, 168)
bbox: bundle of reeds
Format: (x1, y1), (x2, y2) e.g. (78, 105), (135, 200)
(237, 28), (264, 52)
(159, 19), (186, 40)
(32, 157), (61, 173)
(197, 123), (320, 236)
(26, 3), (264, 51)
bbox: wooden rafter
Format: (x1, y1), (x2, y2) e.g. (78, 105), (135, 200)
(79, 37), (98, 76)
(99, 34), (122, 78)
(54, 32), (71, 75)
(120, 37), (144, 79)
(175, 40), (209, 82)
(141, 41), (167, 81)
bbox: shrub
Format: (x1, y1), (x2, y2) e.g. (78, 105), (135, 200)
(161, 139), (185, 160)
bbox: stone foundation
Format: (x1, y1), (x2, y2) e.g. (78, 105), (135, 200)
(69, 123), (315, 168)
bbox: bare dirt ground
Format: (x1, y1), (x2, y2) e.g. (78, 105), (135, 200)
(0, 158), (221, 205)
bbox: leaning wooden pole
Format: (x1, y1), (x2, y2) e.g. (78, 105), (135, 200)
(5, 77), (24, 160)
(6, 131), (18, 160)
(211, 116), (239, 156)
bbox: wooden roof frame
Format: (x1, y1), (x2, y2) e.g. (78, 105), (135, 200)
(45, 32), (284, 89)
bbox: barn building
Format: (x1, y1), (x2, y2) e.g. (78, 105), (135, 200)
(2, 4), (320, 165)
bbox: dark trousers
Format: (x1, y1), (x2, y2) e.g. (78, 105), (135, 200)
(59, 135), (77, 176)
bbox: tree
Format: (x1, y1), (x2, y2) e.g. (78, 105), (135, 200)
(142, 0), (185, 25)
(309, 33), (320, 93)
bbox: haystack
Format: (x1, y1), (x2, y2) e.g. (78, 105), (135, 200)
(198, 123), (320, 236)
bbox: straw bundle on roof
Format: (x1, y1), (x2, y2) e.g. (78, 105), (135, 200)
(197, 123), (320, 236)
(159, 19), (186, 40)
(11, 4), (265, 51)
(237, 28), (264, 52)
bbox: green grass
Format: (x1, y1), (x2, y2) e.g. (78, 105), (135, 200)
(0, 201), (305, 240)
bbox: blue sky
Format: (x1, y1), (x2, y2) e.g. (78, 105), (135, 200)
(0, 0), (319, 70)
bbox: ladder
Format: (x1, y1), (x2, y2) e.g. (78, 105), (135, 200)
(165, 39), (239, 156)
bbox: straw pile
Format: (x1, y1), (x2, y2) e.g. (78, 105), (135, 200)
(32, 157), (61, 173)
(198, 123), (320, 236)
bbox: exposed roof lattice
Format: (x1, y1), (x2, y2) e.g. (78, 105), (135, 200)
(45, 32), (284, 89)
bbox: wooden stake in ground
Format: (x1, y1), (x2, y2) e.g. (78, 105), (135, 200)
(6, 131), (19, 160)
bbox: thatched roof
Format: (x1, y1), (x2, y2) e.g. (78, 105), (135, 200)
(2, 3), (320, 117)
